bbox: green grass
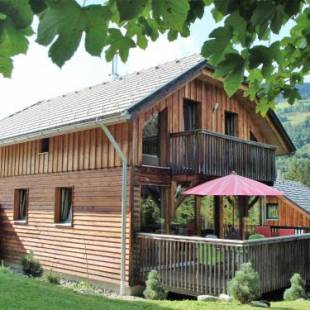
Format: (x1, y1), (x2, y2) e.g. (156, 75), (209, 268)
(0, 272), (309, 310)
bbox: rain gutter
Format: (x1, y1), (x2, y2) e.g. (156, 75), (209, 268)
(99, 122), (128, 296)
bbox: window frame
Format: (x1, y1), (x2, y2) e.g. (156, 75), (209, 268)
(14, 188), (29, 223)
(266, 203), (279, 220)
(183, 98), (202, 131)
(54, 187), (73, 226)
(40, 138), (49, 153)
(224, 111), (239, 137)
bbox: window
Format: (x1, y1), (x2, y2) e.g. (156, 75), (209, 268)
(140, 185), (166, 233)
(266, 203), (279, 220)
(225, 111), (238, 136)
(183, 99), (201, 131)
(55, 187), (73, 224)
(14, 189), (28, 222)
(40, 138), (49, 153)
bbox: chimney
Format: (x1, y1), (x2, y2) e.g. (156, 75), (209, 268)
(112, 54), (119, 81)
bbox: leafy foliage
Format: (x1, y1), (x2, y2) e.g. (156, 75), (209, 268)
(228, 262), (261, 304)
(21, 251), (43, 277)
(248, 234), (264, 240)
(0, 1), (309, 113)
(45, 269), (60, 285)
(283, 273), (306, 301)
(143, 270), (167, 300)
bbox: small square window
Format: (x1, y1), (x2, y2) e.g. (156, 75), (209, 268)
(14, 189), (28, 222)
(40, 138), (49, 153)
(266, 203), (279, 220)
(55, 187), (72, 224)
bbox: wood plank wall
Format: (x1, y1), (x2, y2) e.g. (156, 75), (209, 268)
(132, 79), (266, 165)
(266, 196), (310, 227)
(0, 123), (131, 177)
(0, 168), (132, 285)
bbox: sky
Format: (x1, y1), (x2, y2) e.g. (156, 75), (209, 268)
(0, 4), (298, 120)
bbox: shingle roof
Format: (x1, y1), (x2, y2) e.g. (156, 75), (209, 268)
(0, 54), (205, 143)
(274, 180), (310, 214)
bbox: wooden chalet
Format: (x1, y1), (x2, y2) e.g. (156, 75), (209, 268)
(265, 180), (310, 233)
(0, 54), (309, 296)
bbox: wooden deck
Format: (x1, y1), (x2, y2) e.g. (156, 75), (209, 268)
(134, 233), (310, 296)
(169, 130), (276, 182)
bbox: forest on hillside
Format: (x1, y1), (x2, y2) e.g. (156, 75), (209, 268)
(276, 83), (310, 187)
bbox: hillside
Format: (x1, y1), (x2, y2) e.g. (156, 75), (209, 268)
(276, 96), (310, 186)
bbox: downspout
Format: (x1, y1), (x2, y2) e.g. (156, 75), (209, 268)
(99, 123), (127, 296)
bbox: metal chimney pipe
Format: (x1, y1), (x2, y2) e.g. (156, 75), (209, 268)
(112, 54), (119, 80)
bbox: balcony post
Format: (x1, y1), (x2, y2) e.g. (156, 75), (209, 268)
(214, 196), (224, 238)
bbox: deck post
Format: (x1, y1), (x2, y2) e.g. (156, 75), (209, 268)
(238, 196), (249, 240)
(195, 196), (201, 236)
(214, 196), (224, 238)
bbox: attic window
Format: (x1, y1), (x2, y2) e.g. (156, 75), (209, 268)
(40, 138), (49, 153)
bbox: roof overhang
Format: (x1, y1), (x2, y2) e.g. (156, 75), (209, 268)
(0, 111), (130, 147)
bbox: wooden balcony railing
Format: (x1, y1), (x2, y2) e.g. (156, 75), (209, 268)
(134, 233), (310, 296)
(169, 130), (276, 182)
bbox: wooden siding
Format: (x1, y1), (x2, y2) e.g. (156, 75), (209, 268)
(0, 168), (132, 285)
(0, 123), (131, 177)
(132, 79), (266, 165)
(266, 196), (310, 227)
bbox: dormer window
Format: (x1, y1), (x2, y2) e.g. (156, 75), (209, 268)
(40, 138), (49, 153)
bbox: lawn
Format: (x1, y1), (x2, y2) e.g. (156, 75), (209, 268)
(0, 272), (309, 310)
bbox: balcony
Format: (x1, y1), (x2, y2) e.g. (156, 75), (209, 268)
(169, 130), (276, 183)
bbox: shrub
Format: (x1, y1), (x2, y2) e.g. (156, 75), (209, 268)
(21, 251), (43, 277)
(45, 270), (60, 284)
(228, 262), (261, 304)
(248, 234), (264, 240)
(0, 260), (11, 274)
(143, 270), (166, 300)
(283, 273), (306, 301)
(74, 281), (93, 294)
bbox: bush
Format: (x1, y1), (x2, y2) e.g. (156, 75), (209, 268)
(143, 270), (166, 300)
(45, 270), (60, 284)
(283, 273), (306, 301)
(21, 251), (43, 277)
(228, 262), (261, 304)
(248, 234), (264, 240)
(0, 260), (11, 274)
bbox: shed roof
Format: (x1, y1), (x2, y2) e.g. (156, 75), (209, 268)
(273, 180), (310, 214)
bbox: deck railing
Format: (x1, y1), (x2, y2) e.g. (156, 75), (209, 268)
(169, 130), (276, 182)
(134, 233), (310, 296)
(270, 225), (310, 236)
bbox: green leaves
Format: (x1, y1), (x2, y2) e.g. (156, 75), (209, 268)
(0, 0), (33, 29)
(116, 0), (147, 21)
(201, 26), (233, 64)
(0, 0), (32, 77)
(37, 0), (113, 66)
(37, 0), (85, 67)
(152, 0), (190, 31)
(0, 0), (308, 116)
(84, 5), (111, 56)
(215, 53), (245, 97)
(105, 28), (135, 62)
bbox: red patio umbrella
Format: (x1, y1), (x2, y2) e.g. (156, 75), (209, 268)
(183, 172), (283, 196)
(182, 172), (283, 240)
